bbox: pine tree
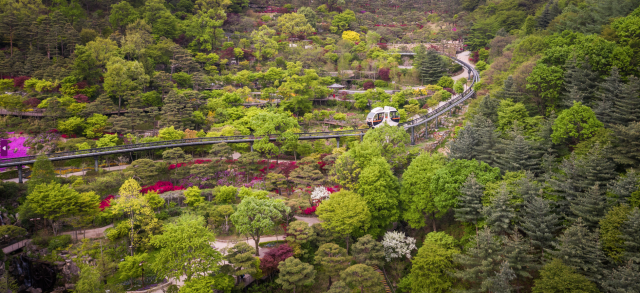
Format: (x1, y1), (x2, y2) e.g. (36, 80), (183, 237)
(608, 170), (639, 206)
(514, 171), (541, 205)
(64, 22), (80, 55)
(612, 122), (640, 166)
(496, 76), (523, 103)
(351, 235), (385, 267)
(610, 76), (640, 127)
(537, 1), (553, 29)
(578, 144), (617, 191)
(420, 50), (444, 85)
(503, 231), (537, 288)
(620, 208), (640, 262)
(601, 260), (640, 293)
(22, 46), (43, 76)
(595, 67), (631, 127)
(82, 94), (115, 116)
(473, 115), (499, 166)
(455, 174), (484, 235)
(569, 185), (607, 230)
(476, 95), (500, 123)
(0, 10), (18, 57)
(520, 196), (561, 259)
(485, 261), (516, 293)
(561, 57), (600, 108)
(495, 135), (541, 174)
(483, 186), (515, 236)
(548, 150), (614, 221)
(448, 125), (478, 160)
(161, 90), (196, 130)
(549, 218), (607, 284)
(454, 227), (504, 293)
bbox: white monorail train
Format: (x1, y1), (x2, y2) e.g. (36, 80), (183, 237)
(366, 106), (400, 128)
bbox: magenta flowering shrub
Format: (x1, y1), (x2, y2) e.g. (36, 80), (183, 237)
(99, 195), (115, 211)
(141, 181), (185, 194)
(167, 159), (212, 170)
(303, 206), (317, 215)
(0, 133), (31, 171)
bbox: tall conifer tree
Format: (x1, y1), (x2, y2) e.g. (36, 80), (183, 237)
(549, 218), (606, 284)
(520, 196), (561, 260)
(455, 174), (484, 236)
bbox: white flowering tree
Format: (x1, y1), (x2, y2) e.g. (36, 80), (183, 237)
(310, 186), (331, 204)
(382, 231), (417, 287)
(382, 231), (417, 261)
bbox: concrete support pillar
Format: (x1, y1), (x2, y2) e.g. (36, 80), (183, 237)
(250, 142), (254, 152)
(425, 122), (429, 138)
(17, 165), (22, 184)
(435, 117), (438, 129)
(94, 156), (99, 172)
(337, 139), (340, 148)
(411, 126), (415, 145)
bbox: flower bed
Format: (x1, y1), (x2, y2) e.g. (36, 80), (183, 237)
(167, 159), (212, 170)
(0, 133), (31, 172)
(141, 181), (185, 194)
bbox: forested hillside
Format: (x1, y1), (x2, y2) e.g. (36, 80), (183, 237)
(0, 0), (640, 292)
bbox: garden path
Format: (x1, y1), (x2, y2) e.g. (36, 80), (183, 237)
(144, 216), (321, 293)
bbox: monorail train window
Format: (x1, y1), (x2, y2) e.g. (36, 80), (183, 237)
(390, 111), (400, 121)
(376, 113), (384, 121)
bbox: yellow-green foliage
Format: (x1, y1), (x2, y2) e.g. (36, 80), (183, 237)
(600, 204), (633, 262)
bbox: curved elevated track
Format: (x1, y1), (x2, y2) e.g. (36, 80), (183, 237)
(0, 53), (478, 182)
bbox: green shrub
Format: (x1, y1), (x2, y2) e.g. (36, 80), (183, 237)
(157, 211), (170, 221)
(48, 235), (72, 251)
(476, 61), (488, 71)
(374, 80), (388, 88)
(259, 240), (286, 247)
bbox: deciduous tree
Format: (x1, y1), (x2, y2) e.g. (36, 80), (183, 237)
(532, 259), (599, 293)
(316, 190), (371, 252)
(150, 213), (223, 281)
(400, 152), (445, 231)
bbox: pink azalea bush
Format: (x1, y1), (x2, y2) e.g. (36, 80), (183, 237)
(99, 195), (115, 211)
(141, 181), (185, 194)
(167, 159), (212, 170)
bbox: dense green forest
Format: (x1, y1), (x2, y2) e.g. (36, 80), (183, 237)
(1, 0), (640, 292)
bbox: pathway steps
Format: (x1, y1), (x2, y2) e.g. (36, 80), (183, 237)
(372, 265), (393, 293)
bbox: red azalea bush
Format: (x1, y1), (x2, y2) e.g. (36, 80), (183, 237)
(363, 80), (375, 90)
(378, 68), (390, 81)
(74, 94), (89, 103)
(167, 159), (212, 170)
(23, 98), (41, 108)
(260, 244), (294, 276)
(141, 181), (185, 194)
(99, 195), (115, 211)
(469, 51), (480, 63)
(326, 185), (341, 193)
(378, 43), (388, 50)
(303, 206), (317, 215)
(12, 76), (31, 89)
